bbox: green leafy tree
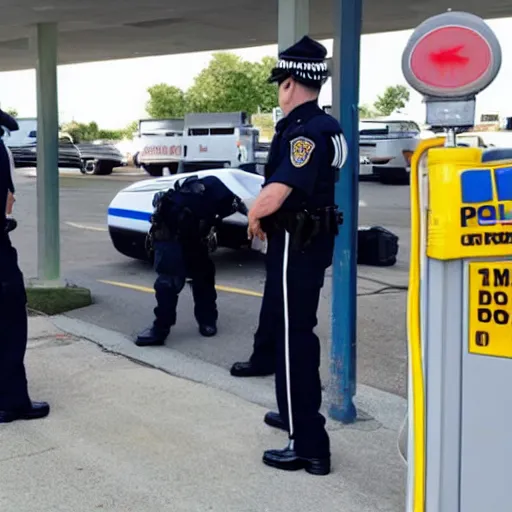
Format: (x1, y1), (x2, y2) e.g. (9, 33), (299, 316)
(373, 85), (410, 116)
(185, 53), (258, 114)
(242, 56), (278, 113)
(146, 84), (187, 118)
(4, 108), (18, 117)
(62, 121), (99, 142)
(358, 104), (378, 119)
(145, 53), (278, 118)
(97, 129), (125, 140)
(122, 121), (139, 138)
(61, 121), (129, 142)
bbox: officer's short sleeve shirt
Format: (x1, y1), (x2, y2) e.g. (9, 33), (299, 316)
(264, 129), (327, 198)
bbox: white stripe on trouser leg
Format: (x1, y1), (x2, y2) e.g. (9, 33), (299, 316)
(282, 230), (294, 449)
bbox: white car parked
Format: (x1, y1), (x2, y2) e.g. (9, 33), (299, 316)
(107, 168), (265, 261)
(359, 117), (426, 184)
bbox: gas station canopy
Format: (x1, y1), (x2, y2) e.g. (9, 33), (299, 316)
(0, 0), (511, 71)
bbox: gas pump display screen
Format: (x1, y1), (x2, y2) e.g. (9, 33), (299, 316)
(468, 261), (512, 358)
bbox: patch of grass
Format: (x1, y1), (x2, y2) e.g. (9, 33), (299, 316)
(26, 286), (92, 316)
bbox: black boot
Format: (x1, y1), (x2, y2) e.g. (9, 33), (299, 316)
(263, 446), (330, 476)
(0, 402), (50, 424)
(230, 360), (275, 377)
(199, 324), (217, 337)
(264, 411), (287, 431)
(135, 326), (169, 346)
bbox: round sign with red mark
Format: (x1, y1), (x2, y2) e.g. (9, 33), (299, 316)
(402, 12), (502, 98)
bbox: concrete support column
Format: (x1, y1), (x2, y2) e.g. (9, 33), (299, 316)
(35, 23), (60, 283)
(278, 0), (310, 52)
(329, 0), (363, 424)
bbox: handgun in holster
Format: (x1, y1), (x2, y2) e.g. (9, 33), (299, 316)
(318, 205), (344, 236)
(289, 211), (315, 251)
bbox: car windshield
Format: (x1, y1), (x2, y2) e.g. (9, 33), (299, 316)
(140, 120), (182, 134)
(359, 120), (420, 138)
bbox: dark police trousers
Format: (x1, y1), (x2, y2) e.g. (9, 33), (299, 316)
(0, 242), (31, 410)
(263, 228), (334, 458)
(152, 238), (217, 330)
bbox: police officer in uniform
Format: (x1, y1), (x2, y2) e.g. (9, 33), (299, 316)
(0, 113), (19, 234)
(234, 36), (346, 475)
(136, 174), (248, 346)
(0, 109), (50, 424)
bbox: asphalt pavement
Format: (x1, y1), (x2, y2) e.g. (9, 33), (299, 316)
(11, 166), (411, 398)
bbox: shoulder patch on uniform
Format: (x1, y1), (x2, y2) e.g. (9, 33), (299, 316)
(290, 136), (315, 168)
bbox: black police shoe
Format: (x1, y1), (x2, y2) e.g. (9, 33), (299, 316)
(199, 324), (217, 337)
(230, 361), (275, 377)
(135, 326), (169, 347)
(263, 446), (331, 475)
(0, 401), (50, 424)
(264, 411), (287, 431)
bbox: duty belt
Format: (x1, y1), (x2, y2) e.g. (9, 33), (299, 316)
(261, 206), (343, 251)
(146, 206), (213, 256)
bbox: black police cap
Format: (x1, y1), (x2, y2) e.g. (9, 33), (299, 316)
(268, 35), (329, 88)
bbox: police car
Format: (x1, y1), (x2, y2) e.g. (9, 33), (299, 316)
(107, 168), (265, 260)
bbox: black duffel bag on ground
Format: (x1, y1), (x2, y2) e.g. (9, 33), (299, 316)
(357, 226), (399, 266)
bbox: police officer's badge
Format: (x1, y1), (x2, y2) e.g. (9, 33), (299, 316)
(290, 137), (315, 168)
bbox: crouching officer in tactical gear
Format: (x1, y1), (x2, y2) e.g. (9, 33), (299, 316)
(231, 36), (346, 476)
(135, 174), (249, 347)
(0, 109), (50, 424)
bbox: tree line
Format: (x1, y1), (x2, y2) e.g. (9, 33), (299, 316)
(359, 85), (410, 118)
(3, 53), (411, 142)
(145, 53), (278, 118)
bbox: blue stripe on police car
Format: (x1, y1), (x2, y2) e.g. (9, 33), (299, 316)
(107, 208), (152, 222)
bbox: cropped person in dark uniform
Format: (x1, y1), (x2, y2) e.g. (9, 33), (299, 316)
(0, 109), (50, 424)
(0, 114), (19, 234)
(136, 174), (248, 346)
(232, 36), (346, 475)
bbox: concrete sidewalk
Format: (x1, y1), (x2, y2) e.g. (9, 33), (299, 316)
(0, 317), (407, 512)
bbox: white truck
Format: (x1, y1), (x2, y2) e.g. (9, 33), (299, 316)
(181, 112), (260, 174)
(319, 108), (425, 184)
(135, 118), (184, 177)
(358, 117), (424, 184)
(2, 117), (38, 147)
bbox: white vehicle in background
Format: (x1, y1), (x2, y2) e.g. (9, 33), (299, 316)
(107, 168), (265, 261)
(2, 118), (38, 147)
(135, 118), (184, 177)
(181, 112), (260, 174)
(359, 117), (425, 184)
(457, 130), (512, 148)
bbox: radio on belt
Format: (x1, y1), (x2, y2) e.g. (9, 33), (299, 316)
(399, 11), (512, 512)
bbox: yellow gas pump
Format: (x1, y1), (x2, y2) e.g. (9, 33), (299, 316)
(401, 11), (512, 512)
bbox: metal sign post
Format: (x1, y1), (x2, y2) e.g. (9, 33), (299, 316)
(400, 11), (512, 512)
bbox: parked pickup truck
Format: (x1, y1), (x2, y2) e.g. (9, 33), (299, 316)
(3, 117), (124, 174)
(359, 117), (423, 184)
(9, 134), (83, 170)
(76, 140), (125, 175)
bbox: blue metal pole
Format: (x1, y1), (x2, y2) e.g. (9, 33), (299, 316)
(329, 0), (362, 424)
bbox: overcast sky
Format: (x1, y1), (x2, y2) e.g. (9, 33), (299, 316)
(0, 17), (510, 129)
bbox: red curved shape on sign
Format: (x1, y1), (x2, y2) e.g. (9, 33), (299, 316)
(430, 45), (469, 66)
(410, 26), (492, 90)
